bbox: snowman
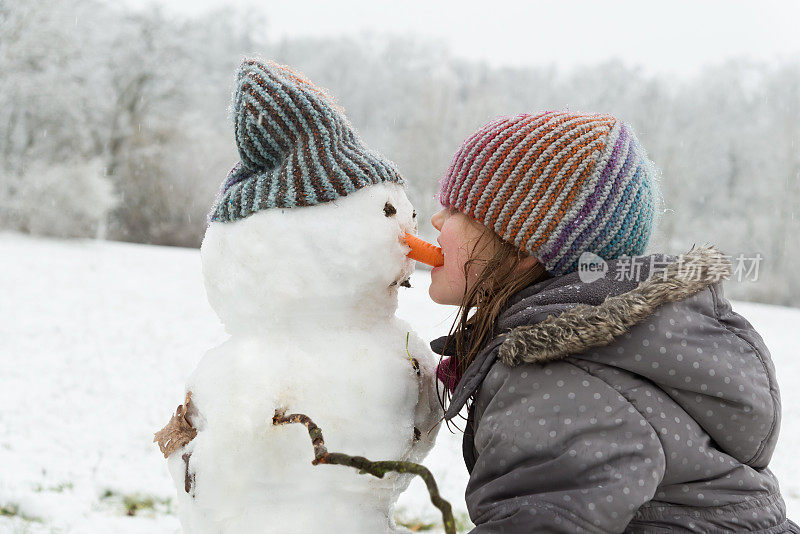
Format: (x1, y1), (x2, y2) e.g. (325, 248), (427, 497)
(155, 59), (443, 534)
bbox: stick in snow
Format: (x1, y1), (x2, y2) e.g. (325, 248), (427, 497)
(272, 409), (456, 534)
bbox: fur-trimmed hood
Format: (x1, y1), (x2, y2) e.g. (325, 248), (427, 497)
(431, 244), (732, 373)
(497, 244), (732, 366)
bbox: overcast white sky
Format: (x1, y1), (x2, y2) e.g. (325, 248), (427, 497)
(121, 0), (800, 78)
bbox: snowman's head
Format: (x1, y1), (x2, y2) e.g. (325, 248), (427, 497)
(200, 59), (417, 333)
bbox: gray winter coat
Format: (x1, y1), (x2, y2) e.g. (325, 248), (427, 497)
(431, 245), (798, 533)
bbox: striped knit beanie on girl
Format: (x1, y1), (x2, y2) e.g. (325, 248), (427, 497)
(209, 59), (404, 222)
(437, 111), (663, 276)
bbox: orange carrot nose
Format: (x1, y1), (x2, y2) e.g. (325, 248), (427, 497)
(402, 232), (445, 268)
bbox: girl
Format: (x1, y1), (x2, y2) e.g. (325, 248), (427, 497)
(427, 110), (797, 533)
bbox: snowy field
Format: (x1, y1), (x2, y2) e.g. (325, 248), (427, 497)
(1, 232), (799, 533)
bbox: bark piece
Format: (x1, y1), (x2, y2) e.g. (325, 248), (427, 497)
(154, 392), (197, 458)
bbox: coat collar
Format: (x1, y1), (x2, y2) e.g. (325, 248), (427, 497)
(432, 244), (732, 420)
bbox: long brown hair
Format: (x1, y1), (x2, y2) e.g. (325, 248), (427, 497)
(437, 222), (552, 430)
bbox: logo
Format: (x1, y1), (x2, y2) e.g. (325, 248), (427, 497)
(577, 252), (608, 283)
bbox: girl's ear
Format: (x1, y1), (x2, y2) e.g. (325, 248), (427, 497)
(232, 59), (343, 173)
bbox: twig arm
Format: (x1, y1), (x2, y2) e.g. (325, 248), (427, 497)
(272, 409), (456, 534)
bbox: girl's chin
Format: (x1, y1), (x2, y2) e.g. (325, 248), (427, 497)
(428, 282), (460, 306)
(428, 279), (445, 304)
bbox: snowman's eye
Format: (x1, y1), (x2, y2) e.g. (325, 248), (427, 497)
(383, 202), (396, 217)
(412, 210), (417, 219)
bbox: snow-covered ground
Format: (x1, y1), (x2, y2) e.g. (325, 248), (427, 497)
(1, 232), (798, 533)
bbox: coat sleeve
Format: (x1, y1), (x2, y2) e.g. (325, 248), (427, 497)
(464, 361), (666, 533)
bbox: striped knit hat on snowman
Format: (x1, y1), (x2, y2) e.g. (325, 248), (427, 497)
(437, 110), (664, 276)
(209, 59), (404, 222)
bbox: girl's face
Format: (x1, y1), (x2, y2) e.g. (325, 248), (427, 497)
(428, 207), (499, 305)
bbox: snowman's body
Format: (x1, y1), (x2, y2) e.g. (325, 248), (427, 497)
(166, 182), (442, 533)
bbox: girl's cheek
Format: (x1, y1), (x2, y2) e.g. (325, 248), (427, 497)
(442, 262), (465, 295)
(439, 230), (468, 291)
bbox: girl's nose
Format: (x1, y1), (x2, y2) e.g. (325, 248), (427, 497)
(431, 208), (448, 231)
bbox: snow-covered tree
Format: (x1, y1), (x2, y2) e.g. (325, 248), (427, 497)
(0, 158), (116, 238)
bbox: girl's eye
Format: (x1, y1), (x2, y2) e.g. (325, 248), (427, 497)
(383, 202), (397, 217)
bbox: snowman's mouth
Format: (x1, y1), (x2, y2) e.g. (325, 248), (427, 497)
(389, 260), (413, 288)
(389, 276), (412, 288)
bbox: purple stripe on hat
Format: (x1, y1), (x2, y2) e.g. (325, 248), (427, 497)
(223, 163), (253, 193)
(550, 133), (640, 274)
(539, 123), (630, 265)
